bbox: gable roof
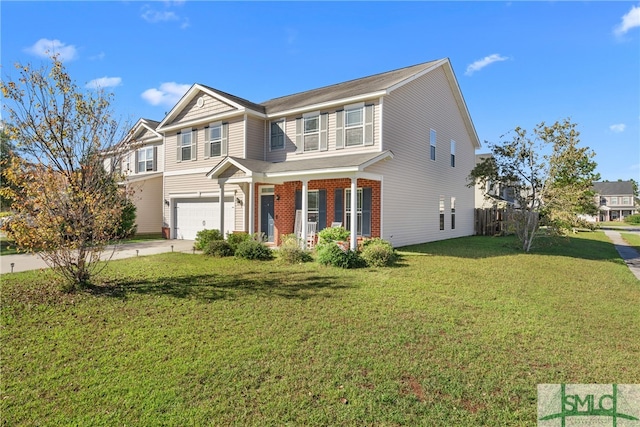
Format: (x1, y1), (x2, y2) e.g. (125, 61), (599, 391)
(261, 60), (443, 114)
(155, 58), (480, 148)
(593, 181), (635, 196)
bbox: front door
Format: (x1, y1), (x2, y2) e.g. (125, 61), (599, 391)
(260, 194), (275, 242)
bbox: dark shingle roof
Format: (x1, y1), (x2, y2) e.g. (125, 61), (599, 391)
(260, 60), (443, 114)
(593, 181), (634, 196)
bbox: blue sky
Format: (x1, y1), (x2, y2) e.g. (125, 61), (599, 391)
(1, 1), (639, 182)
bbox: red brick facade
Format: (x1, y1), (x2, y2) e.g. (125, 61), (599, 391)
(253, 178), (381, 246)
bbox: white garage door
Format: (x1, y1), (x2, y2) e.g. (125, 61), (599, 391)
(174, 197), (234, 240)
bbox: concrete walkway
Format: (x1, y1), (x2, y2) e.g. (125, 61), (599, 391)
(603, 230), (640, 281)
(0, 239), (195, 274)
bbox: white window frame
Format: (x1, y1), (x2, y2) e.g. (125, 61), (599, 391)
(178, 128), (194, 162)
(430, 129), (437, 161)
(611, 196), (619, 205)
(137, 146), (154, 172)
(206, 122), (222, 158)
(303, 112), (320, 152)
(451, 196), (456, 230)
(345, 188), (363, 236)
(450, 140), (456, 167)
(439, 195), (445, 230)
(307, 190), (319, 224)
(270, 119), (285, 151)
(122, 153), (131, 173)
(344, 104), (364, 147)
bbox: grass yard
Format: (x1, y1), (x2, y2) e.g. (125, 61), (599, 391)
(621, 232), (640, 254)
(1, 232), (638, 426)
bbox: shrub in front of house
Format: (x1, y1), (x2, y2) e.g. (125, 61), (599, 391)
(624, 214), (640, 225)
(194, 229), (223, 251)
(360, 238), (397, 267)
(316, 242), (364, 269)
(277, 233), (313, 264)
(316, 226), (351, 250)
(204, 240), (234, 257)
(226, 231), (250, 253)
(235, 239), (273, 261)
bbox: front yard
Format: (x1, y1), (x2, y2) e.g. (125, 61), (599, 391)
(1, 232), (638, 426)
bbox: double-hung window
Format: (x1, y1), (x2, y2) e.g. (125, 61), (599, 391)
(430, 129), (437, 161)
(345, 188), (363, 235)
(137, 147), (154, 172)
(307, 190), (319, 224)
(304, 115), (320, 151)
(178, 129), (195, 161)
(439, 195), (445, 230)
(345, 106), (364, 147)
(122, 153), (131, 173)
(206, 124), (222, 157)
(611, 196), (619, 205)
(270, 120), (285, 151)
(450, 140), (456, 167)
(451, 197), (456, 230)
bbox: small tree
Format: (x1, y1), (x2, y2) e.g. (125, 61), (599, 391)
(0, 55), (131, 290)
(469, 119), (599, 252)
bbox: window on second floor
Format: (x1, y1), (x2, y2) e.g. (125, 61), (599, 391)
(430, 129), (436, 161)
(450, 140), (456, 167)
(270, 120), (285, 151)
(345, 106), (364, 147)
(611, 196), (619, 205)
(137, 147), (155, 172)
(304, 115), (320, 151)
(623, 196), (631, 205)
(177, 129), (195, 161)
(206, 124), (222, 158)
(122, 153), (131, 173)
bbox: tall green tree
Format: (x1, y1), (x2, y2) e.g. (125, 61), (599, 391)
(469, 119), (599, 252)
(1, 55), (133, 290)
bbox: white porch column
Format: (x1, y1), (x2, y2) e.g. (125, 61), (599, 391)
(301, 179), (308, 248)
(248, 182), (255, 235)
(219, 182), (225, 236)
(350, 177), (358, 250)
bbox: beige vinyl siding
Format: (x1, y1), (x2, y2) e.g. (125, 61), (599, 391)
(137, 127), (157, 141)
(129, 175), (163, 234)
(163, 173), (244, 234)
(169, 94), (236, 125)
(165, 117), (245, 173)
(245, 115), (265, 160)
(265, 100), (381, 163)
(373, 66), (476, 247)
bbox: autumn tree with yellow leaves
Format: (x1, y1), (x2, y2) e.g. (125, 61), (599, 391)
(1, 55), (134, 290)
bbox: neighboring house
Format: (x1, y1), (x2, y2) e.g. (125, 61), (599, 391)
(593, 181), (637, 222)
(156, 58), (481, 248)
(117, 118), (164, 235)
(473, 153), (519, 209)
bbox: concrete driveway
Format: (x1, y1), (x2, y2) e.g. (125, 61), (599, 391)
(0, 239), (195, 274)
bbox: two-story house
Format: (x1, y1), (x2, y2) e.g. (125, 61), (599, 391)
(155, 58), (480, 248)
(593, 181), (638, 222)
(117, 118), (164, 235)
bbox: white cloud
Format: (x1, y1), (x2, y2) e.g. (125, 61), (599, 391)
(465, 54), (509, 76)
(141, 82), (190, 107)
(609, 123), (626, 133)
(614, 5), (640, 37)
(141, 4), (189, 28)
(24, 38), (78, 62)
(86, 77), (122, 90)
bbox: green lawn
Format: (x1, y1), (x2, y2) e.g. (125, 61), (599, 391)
(620, 232), (640, 254)
(2, 232), (639, 426)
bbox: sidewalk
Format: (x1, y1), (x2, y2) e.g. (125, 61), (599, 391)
(603, 230), (640, 281)
(0, 240), (195, 274)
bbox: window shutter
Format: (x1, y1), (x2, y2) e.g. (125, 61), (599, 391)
(134, 150), (139, 173)
(334, 188), (343, 224)
(295, 190), (302, 211)
(362, 187), (372, 237)
(364, 104), (374, 146)
(153, 146), (158, 171)
(221, 123), (228, 156)
(295, 118), (303, 153)
(318, 189), (326, 230)
(335, 110), (344, 149)
(176, 133), (181, 161)
(191, 130), (197, 160)
(319, 113), (328, 151)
